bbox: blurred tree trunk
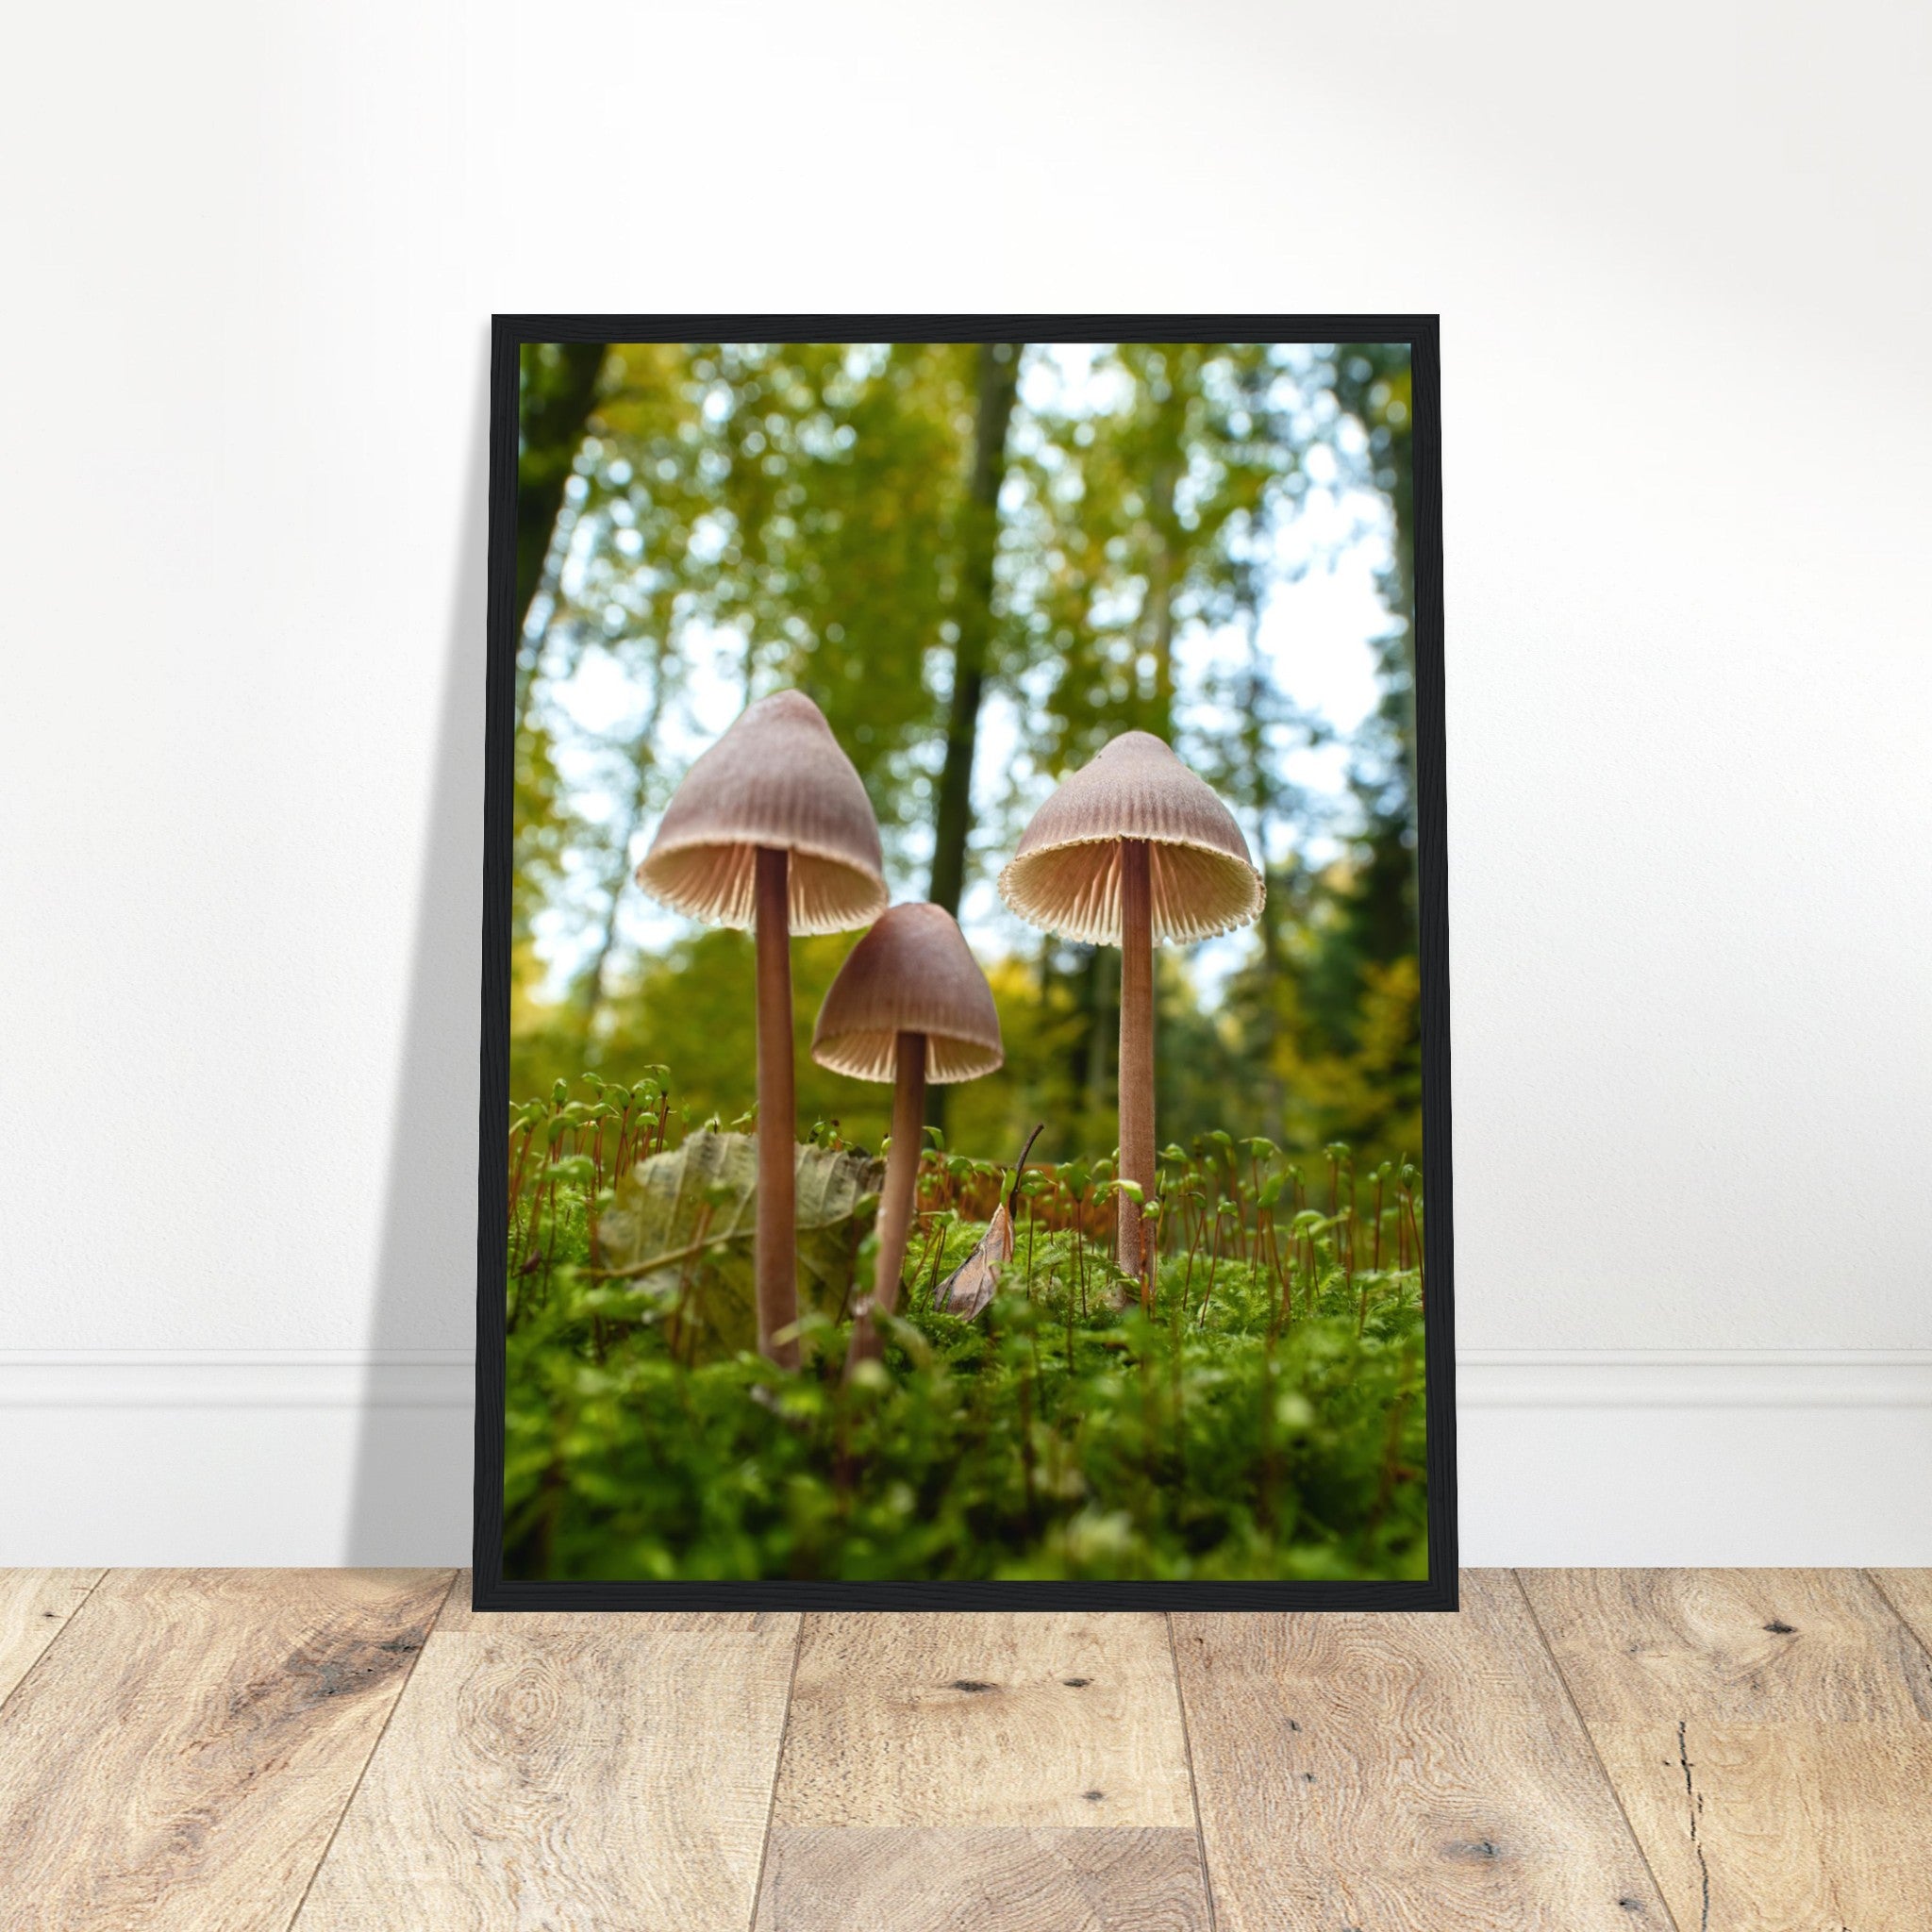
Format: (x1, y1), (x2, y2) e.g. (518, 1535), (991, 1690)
(925, 340), (1021, 1132)
(1145, 452), (1179, 736)
(514, 341), (607, 724)
(576, 622), (673, 1045)
(1326, 344), (1421, 1010)
(1240, 614), (1287, 1126)
(927, 341), (1021, 916)
(1079, 945), (1117, 1145)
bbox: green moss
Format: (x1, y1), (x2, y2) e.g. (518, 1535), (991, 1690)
(502, 1077), (1427, 1583)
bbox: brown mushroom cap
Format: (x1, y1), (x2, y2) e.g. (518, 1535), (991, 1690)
(996, 730), (1264, 945)
(811, 903), (1005, 1084)
(635, 690), (889, 935)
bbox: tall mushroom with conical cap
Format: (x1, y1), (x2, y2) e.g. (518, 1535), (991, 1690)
(998, 730), (1262, 1286)
(636, 691), (888, 1367)
(811, 902), (1003, 1368)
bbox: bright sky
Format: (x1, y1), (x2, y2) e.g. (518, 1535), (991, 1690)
(529, 347), (1397, 1002)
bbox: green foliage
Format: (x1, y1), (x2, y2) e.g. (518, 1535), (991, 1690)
(510, 340), (1424, 1165)
(504, 1076), (1427, 1583)
(1008, 341), (1298, 763)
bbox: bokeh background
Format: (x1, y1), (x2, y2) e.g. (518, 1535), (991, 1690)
(512, 339), (1420, 1171)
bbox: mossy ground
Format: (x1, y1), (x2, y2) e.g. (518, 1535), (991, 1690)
(503, 1079), (1428, 1583)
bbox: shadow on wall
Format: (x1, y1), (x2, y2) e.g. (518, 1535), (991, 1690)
(343, 339), (488, 1565)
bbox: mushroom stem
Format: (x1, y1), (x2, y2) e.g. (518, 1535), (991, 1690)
(1118, 836), (1155, 1287)
(754, 845), (799, 1369)
(848, 1029), (926, 1373)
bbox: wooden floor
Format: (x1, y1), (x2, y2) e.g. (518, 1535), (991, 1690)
(3, 1572), (1930, 1928)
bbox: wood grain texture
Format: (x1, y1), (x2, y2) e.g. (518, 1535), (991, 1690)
(1520, 1567), (1932, 1722)
(1868, 1567), (1932, 1657)
(1591, 1721), (1932, 1932)
(0, 1568), (450, 1932)
(0, 1568), (101, 1702)
(1175, 1570), (1673, 1931)
(755, 1827), (1211, 1932)
(294, 1615), (801, 1930)
(437, 1570), (772, 1632)
(11, 1567), (1932, 1930)
(1530, 1569), (1932, 1930)
(774, 1612), (1194, 1828)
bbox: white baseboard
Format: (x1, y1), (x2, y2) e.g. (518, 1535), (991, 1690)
(1455, 1351), (1932, 1567)
(0, 1352), (475, 1570)
(0, 1351), (475, 1408)
(4, 1350), (1929, 1568)
(1457, 1349), (1932, 1407)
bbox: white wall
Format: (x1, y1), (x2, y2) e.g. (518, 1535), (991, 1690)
(3, 0), (1928, 1565)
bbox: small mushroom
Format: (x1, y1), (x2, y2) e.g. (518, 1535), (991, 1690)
(997, 730), (1261, 1284)
(811, 903), (1003, 1367)
(636, 691), (888, 1367)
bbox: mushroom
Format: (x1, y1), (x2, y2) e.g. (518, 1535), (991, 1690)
(997, 730), (1262, 1287)
(811, 903), (1003, 1366)
(635, 690), (888, 1367)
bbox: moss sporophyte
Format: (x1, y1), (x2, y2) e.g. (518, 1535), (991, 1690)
(505, 1066), (1425, 1584)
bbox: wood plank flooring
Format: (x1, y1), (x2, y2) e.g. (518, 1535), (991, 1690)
(0, 1571), (1926, 1930)
(1175, 1571), (1672, 1930)
(0, 1570), (451, 1932)
(1521, 1570), (1932, 1930)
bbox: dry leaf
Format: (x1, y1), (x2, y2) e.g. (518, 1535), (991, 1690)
(931, 1203), (1014, 1320)
(595, 1130), (883, 1355)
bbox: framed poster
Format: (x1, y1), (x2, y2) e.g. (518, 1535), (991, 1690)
(475, 317), (1453, 1608)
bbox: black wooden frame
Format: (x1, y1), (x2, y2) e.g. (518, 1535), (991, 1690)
(475, 316), (1455, 1611)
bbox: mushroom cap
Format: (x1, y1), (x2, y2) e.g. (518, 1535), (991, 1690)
(997, 730), (1264, 945)
(635, 690), (889, 935)
(811, 903), (1005, 1084)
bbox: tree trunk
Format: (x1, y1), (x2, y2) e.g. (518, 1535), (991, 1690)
(1117, 839), (1155, 1287)
(1146, 454), (1179, 736)
(513, 340), (607, 725)
(846, 1031), (926, 1374)
(924, 341), (1021, 1132)
(1241, 615), (1287, 1125)
(754, 848), (799, 1369)
(1080, 944), (1116, 1140)
(928, 341), (1022, 917)
(576, 628), (672, 1043)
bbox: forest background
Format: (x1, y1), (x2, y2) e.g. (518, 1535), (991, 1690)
(511, 337), (1421, 1173)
